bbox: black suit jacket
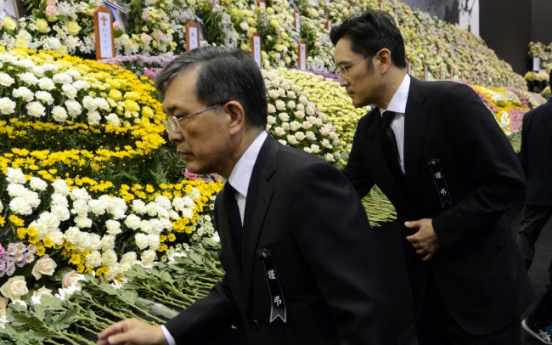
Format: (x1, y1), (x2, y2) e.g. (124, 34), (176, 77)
(165, 135), (397, 344)
(520, 98), (552, 206)
(343, 77), (533, 336)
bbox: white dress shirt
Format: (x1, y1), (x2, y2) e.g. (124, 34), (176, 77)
(379, 74), (411, 174)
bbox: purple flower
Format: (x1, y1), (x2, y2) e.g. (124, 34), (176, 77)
(0, 243), (4, 257)
(24, 252), (35, 264)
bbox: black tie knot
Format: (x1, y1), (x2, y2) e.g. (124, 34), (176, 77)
(382, 111), (395, 129)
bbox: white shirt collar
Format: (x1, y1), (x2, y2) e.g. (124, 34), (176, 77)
(227, 131), (268, 198)
(379, 74), (410, 115)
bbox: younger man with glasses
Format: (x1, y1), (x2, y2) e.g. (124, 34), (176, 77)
(331, 9), (533, 345)
(98, 46), (398, 345)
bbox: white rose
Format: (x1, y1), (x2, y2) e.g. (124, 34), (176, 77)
(31, 286), (53, 305)
(273, 127), (285, 137)
(278, 113), (289, 122)
(61, 270), (84, 289)
(0, 276), (29, 302)
(0, 201), (3, 213)
(306, 131), (316, 140)
(31, 255), (57, 280)
(275, 100), (286, 111)
(287, 91), (296, 99)
(294, 131), (305, 141)
(294, 110), (305, 119)
(0, 296), (8, 316)
(268, 90), (280, 99)
(286, 135), (298, 145)
(267, 104), (276, 113)
(325, 153), (335, 162)
(0, 97), (16, 115)
(287, 101), (296, 109)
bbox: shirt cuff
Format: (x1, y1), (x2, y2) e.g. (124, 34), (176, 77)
(161, 325), (177, 345)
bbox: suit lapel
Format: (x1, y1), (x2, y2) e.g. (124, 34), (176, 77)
(404, 78), (430, 200)
(241, 136), (277, 306)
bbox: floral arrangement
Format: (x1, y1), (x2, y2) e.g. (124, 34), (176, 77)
(0, 48), (224, 292)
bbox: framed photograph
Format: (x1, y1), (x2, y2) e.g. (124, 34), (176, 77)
(102, 0), (129, 34)
(2, 0), (26, 25)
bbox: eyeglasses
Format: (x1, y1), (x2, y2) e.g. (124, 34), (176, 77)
(335, 57), (365, 79)
(163, 102), (227, 133)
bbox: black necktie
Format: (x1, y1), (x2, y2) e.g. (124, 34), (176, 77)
(223, 182), (243, 256)
(380, 111), (406, 191)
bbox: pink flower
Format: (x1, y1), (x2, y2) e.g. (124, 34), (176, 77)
(113, 21), (121, 30)
(184, 168), (198, 180)
(140, 33), (152, 45)
(45, 5), (58, 16)
(141, 11), (150, 21)
(152, 31), (164, 40)
(0, 244), (4, 257)
(144, 69), (157, 79)
(46, 0), (57, 5)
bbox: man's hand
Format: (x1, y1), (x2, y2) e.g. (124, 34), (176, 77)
(97, 318), (168, 345)
(405, 218), (442, 262)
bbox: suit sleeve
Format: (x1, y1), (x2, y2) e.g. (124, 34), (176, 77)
(290, 162), (397, 345)
(342, 115), (376, 197)
(431, 83), (525, 248)
(519, 110), (532, 178)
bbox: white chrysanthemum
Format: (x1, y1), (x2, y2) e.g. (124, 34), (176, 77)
(100, 236), (116, 252)
(41, 63), (58, 73)
(52, 73), (73, 84)
(61, 84), (78, 99)
(124, 214), (142, 230)
(6, 168), (27, 184)
(146, 202), (161, 217)
(26, 101), (46, 117)
(121, 252), (138, 266)
(9, 197), (34, 215)
(135, 233), (149, 250)
(74, 215), (92, 229)
(141, 250), (156, 267)
(0, 97), (16, 115)
(82, 96), (98, 111)
(0, 200), (3, 213)
(70, 188), (90, 201)
(65, 99), (82, 117)
(12, 87), (34, 102)
(105, 220), (122, 235)
(29, 177), (48, 191)
(73, 80), (90, 90)
(132, 200), (147, 214)
(51, 205), (70, 221)
(139, 220), (153, 234)
(102, 250), (118, 267)
(106, 113), (120, 126)
(147, 234), (160, 251)
(85, 251), (102, 268)
(51, 192), (69, 205)
(0, 73), (15, 86)
(38, 77), (55, 91)
(106, 197), (127, 219)
(35, 91), (54, 105)
(88, 199), (107, 216)
(72, 199), (89, 216)
(96, 98), (110, 110)
(51, 106), (68, 122)
(37, 212), (61, 231)
(31, 66), (45, 77)
(87, 110), (101, 125)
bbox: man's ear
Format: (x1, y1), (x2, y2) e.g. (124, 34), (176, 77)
(224, 101), (246, 135)
(376, 48), (392, 74)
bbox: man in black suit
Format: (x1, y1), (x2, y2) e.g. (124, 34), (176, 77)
(97, 46), (397, 345)
(518, 70), (552, 343)
(330, 10), (533, 345)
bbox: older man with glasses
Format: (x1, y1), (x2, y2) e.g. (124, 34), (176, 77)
(98, 46), (398, 345)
